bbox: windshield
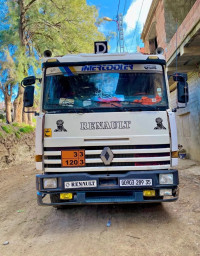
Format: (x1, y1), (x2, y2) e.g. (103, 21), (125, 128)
(43, 64), (168, 113)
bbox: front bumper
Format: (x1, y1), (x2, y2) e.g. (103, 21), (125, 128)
(36, 169), (179, 206)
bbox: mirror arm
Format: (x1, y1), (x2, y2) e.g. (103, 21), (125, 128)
(21, 77), (41, 87)
(21, 81), (25, 89)
(172, 102), (188, 112)
(23, 107), (39, 116)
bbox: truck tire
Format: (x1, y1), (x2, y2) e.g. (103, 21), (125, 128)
(50, 194), (65, 209)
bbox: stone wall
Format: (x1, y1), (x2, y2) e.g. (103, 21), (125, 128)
(164, 0), (196, 43)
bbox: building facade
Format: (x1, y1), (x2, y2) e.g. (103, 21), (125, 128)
(141, 0), (200, 161)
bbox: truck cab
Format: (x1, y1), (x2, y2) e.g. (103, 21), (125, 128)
(24, 52), (182, 206)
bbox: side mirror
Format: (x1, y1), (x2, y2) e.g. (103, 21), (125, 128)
(22, 76), (36, 86)
(173, 72), (189, 103)
(24, 86), (34, 107)
(177, 81), (189, 103)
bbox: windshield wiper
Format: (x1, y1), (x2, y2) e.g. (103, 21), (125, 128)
(45, 107), (95, 114)
(110, 103), (126, 111)
(122, 101), (160, 110)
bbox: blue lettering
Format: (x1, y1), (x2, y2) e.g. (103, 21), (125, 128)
(81, 64), (134, 72)
(96, 65), (102, 71)
(91, 66), (96, 71)
(81, 66), (91, 71)
(106, 65), (113, 70)
(102, 65), (106, 71)
(114, 65), (120, 70)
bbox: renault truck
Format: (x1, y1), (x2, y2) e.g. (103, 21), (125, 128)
(22, 47), (188, 207)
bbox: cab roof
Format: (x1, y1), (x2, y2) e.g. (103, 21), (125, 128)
(42, 52), (166, 68)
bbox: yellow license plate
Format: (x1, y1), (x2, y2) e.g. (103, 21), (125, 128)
(62, 150), (85, 167)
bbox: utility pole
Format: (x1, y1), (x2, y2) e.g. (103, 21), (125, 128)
(103, 14), (125, 53)
(117, 13), (125, 53)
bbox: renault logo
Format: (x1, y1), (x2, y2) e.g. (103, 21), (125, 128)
(100, 147), (114, 165)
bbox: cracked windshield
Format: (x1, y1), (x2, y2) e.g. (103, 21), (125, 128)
(43, 64), (168, 112)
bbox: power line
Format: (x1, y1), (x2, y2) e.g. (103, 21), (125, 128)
(124, 41), (128, 52)
(123, 0), (127, 16)
(116, 24), (119, 52)
(117, 0), (121, 18)
(130, 0), (145, 52)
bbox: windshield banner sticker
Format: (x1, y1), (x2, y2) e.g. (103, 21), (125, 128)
(59, 66), (75, 76)
(80, 121), (131, 130)
(81, 64), (134, 72)
(47, 64), (162, 76)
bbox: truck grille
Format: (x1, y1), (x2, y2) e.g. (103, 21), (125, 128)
(43, 144), (171, 172)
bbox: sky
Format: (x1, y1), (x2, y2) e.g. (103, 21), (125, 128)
(88, 0), (153, 53)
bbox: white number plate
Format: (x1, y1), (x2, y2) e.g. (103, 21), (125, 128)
(120, 179), (152, 187)
(65, 180), (97, 189)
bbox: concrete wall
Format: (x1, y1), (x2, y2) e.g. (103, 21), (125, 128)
(164, 0), (196, 43)
(170, 72), (200, 160)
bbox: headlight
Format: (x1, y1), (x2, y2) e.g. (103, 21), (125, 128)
(43, 178), (57, 189)
(159, 174), (173, 184)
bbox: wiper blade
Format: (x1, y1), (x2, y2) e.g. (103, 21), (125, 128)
(45, 107), (94, 114)
(110, 103), (125, 111)
(123, 102), (159, 110)
(45, 110), (64, 114)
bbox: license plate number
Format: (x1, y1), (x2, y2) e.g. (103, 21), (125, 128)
(120, 179), (152, 187)
(65, 180), (97, 189)
(62, 150), (85, 167)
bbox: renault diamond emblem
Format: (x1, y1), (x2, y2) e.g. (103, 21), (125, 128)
(100, 147), (114, 165)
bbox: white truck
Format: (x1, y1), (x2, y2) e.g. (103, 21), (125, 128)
(22, 49), (188, 207)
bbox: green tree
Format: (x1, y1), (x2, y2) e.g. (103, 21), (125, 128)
(0, 0), (105, 123)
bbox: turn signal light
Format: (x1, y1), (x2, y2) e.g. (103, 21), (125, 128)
(143, 190), (156, 197)
(147, 56), (159, 59)
(46, 58), (57, 62)
(35, 155), (42, 162)
(60, 193), (73, 200)
(172, 151), (178, 158)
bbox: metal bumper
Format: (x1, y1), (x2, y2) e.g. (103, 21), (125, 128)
(36, 169), (179, 206)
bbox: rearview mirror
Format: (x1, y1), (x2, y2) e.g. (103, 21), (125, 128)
(173, 72), (189, 104)
(22, 76), (36, 86)
(24, 86), (34, 107)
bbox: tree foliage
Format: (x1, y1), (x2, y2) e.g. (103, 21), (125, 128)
(0, 0), (105, 123)
(1, 0), (105, 56)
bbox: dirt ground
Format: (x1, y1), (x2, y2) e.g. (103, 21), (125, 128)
(0, 159), (200, 256)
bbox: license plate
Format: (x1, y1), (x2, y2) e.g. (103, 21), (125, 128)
(120, 179), (152, 187)
(62, 150), (85, 167)
(65, 180), (97, 189)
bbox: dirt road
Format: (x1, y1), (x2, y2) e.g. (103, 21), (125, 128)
(0, 159), (200, 256)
